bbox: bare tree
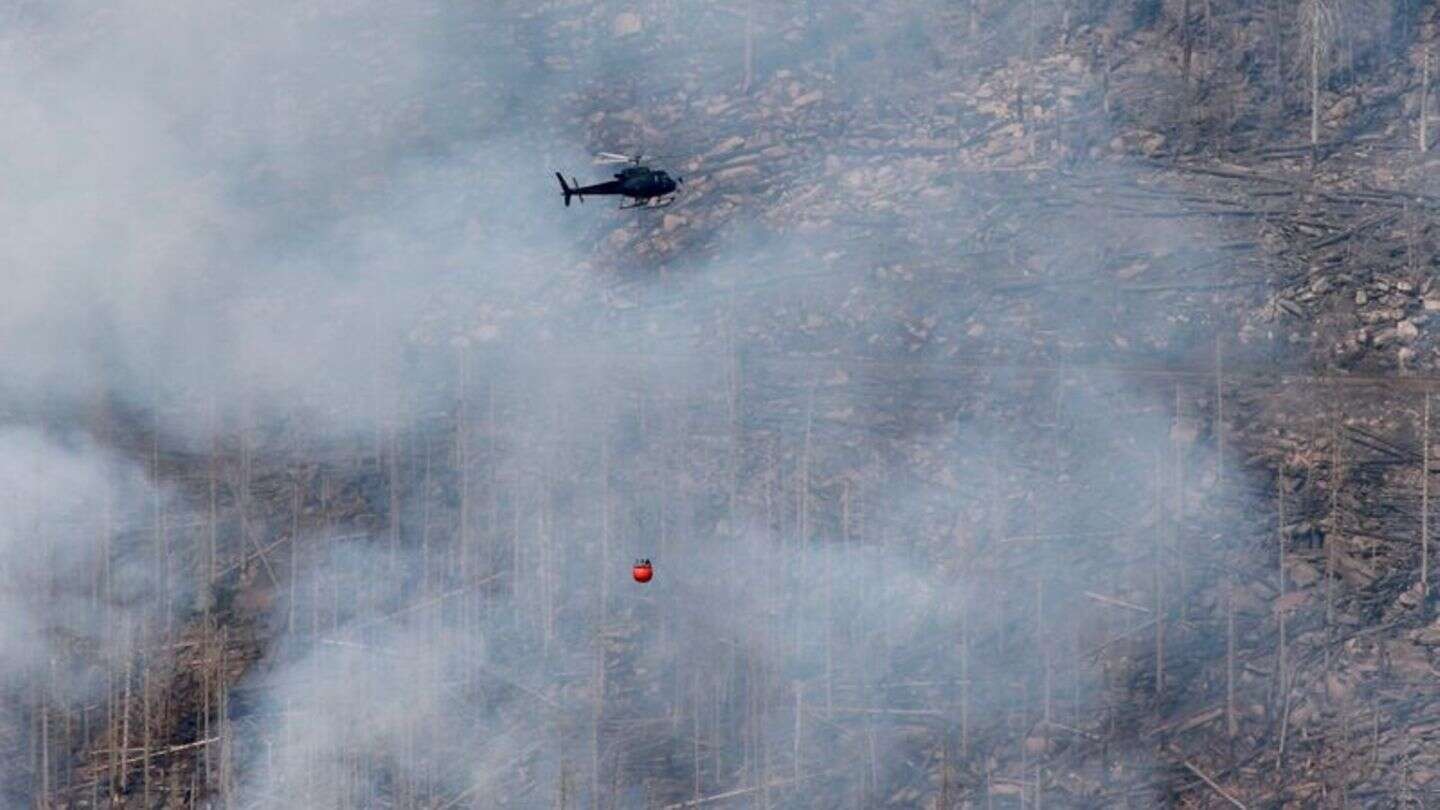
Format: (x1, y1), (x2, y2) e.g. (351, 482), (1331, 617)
(1300, 0), (1338, 169)
(1423, 393), (1431, 598)
(1422, 45), (1432, 153)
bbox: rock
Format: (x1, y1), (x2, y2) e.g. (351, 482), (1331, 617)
(1414, 620), (1440, 646)
(1383, 640), (1434, 678)
(712, 135), (745, 156)
(612, 12), (642, 37)
(988, 121), (1024, 141)
(1397, 581), (1426, 609)
(1333, 550), (1378, 587)
(1273, 590), (1310, 614)
(1424, 295), (1440, 311)
(1361, 308), (1404, 324)
(714, 164), (761, 183)
(661, 214), (686, 232)
(1290, 700), (1317, 727)
(1138, 131), (1167, 156)
(1287, 559), (1320, 587)
(606, 228), (634, 249)
(791, 90), (824, 108)
(1397, 319), (1420, 341)
(1325, 670), (1357, 702)
(1326, 95), (1358, 125)
(1116, 260), (1149, 280)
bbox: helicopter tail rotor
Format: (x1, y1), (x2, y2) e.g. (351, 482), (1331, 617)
(556, 173), (585, 206)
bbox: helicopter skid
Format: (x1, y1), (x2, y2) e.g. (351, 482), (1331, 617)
(619, 195), (676, 211)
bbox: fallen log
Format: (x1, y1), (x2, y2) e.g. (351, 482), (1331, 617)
(1182, 761), (1248, 809)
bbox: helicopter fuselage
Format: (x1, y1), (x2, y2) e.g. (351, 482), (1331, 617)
(557, 166), (678, 208)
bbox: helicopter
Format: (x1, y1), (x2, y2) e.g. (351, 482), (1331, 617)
(555, 152), (684, 210)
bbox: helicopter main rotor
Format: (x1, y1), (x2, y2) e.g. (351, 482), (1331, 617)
(593, 151), (683, 166)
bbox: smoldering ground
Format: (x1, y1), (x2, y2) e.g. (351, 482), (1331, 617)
(0, 427), (190, 806)
(227, 360), (1204, 807)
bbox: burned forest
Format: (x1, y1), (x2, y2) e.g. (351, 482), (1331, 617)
(4, 0), (1440, 807)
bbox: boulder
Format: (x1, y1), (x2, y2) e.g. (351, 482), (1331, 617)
(1138, 131), (1167, 156)
(1287, 559), (1320, 587)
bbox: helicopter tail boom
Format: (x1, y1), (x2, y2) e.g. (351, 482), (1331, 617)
(555, 172), (577, 207)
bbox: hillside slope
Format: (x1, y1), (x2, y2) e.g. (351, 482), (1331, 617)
(4, 1), (1440, 808)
